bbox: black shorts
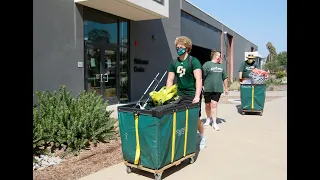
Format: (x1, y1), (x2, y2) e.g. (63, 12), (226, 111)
(174, 95), (202, 117)
(203, 92), (222, 103)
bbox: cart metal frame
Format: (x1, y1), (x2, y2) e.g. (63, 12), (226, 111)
(241, 109), (263, 116)
(124, 153), (196, 180)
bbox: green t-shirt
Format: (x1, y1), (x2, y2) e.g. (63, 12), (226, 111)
(238, 61), (258, 78)
(202, 61), (228, 93)
(169, 55), (202, 96)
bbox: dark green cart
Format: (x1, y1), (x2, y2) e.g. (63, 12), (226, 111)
(118, 102), (200, 180)
(240, 84), (266, 116)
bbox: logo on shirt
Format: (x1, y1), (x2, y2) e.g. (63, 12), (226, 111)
(177, 66), (186, 77)
(211, 67), (223, 72)
(246, 66), (255, 71)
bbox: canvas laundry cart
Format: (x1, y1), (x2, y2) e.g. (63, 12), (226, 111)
(118, 102), (200, 180)
(240, 69), (268, 116)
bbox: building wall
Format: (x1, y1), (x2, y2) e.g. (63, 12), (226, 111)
(129, 0), (181, 101)
(222, 26), (258, 79)
(181, 1), (223, 30)
(33, 0), (84, 97)
(181, 0), (258, 79)
(33, 0), (258, 104)
(180, 11), (221, 51)
(126, 0), (169, 18)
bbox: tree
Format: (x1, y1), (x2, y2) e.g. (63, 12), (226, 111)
(276, 51), (287, 67)
(264, 60), (279, 73)
(266, 42), (277, 62)
(264, 51), (287, 73)
(88, 29), (111, 43)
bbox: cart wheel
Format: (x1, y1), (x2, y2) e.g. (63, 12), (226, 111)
(260, 111), (263, 116)
(241, 111), (245, 115)
(189, 157), (195, 164)
(126, 166), (132, 174)
(154, 173), (162, 180)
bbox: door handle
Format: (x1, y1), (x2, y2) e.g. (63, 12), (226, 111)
(100, 73), (109, 82)
(100, 74), (104, 83)
(103, 73), (109, 82)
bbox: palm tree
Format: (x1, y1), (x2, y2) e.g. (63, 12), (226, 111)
(266, 42), (277, 63)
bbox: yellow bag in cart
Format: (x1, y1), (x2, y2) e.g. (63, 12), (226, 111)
(149, 84), (178, 106)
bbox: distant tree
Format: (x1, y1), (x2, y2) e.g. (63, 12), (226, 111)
(264, 60), (280, 73)
(264, 51), (287, 73)
(276, 51), (287, 67)
(266, 42), (277, 62)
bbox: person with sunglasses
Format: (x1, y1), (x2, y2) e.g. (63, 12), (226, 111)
(202, 49), (229, 131)
(239, 54), (258, 83)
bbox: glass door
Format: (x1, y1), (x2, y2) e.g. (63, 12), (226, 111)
(85, 42), (119, 104)
(102, 48), (118, 104)
(85, 43), (102, 96)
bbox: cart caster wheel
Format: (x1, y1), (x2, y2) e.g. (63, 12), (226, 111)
(241, 111), (245, 115)
(126, 166), (132, 174)
(260, 111), (263, 116)
(154, 173), (162, 180)
(189, 157), (195, 164)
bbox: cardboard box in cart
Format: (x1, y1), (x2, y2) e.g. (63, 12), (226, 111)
(118, 102), (200, 180)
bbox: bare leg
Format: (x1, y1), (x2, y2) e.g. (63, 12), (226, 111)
(205, 103), (211, 119)
(204, 103), (212, 125)
(211, 100), (220, 130)
(198, 117), (206, 149)
(198, 117), (204, 134)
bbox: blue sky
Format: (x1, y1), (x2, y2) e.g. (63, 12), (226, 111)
(188, 0), (287, 57)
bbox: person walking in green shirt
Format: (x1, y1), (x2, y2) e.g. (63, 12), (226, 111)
(166, 36), (207, 149)
(238, 54), (258, 83)
(202, 50), (229, 131)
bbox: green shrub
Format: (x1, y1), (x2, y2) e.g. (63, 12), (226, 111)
(229, 80), (240, 91)
(266, 78), (282, 88)
(33, 85), (116, 156)
(275, 71), (286, 79)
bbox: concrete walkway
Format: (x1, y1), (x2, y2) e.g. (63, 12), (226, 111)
(83, 95), (287, 180)
(107, 91), (287, 118)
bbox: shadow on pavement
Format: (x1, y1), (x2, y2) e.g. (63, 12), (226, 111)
(201, 118), (226, 124)
(236, 105), (242, 114)
(236, 104), (262, 116)
(132, 135), (203, 179)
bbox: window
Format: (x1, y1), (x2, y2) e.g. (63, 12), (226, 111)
(83, 8), (118, 44)
(181, 11), (220, 34)
(153, 0), (164, 5)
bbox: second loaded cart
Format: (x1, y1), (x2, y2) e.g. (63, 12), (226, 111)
(118, 102), (200, 180)
(240, 83), (266, 116)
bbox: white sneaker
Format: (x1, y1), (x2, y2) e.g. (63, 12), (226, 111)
(213, 123), (220, 131)
(204, 118), (212, 126)
(200, 135), (207, 149)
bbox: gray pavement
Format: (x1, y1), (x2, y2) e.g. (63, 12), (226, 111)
(85, 94), (287, 180)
